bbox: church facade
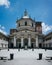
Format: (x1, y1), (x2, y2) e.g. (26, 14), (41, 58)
(9, 10), (44, 49)
(0, 10), (52, 49)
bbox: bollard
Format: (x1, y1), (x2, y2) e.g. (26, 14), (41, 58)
(39, 53), (42, 60)
(1, 57), (3, 60)
(51, 57), (52, 60)
(10, 54), (14, 60)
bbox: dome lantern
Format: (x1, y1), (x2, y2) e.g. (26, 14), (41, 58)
(23, 9), (29, 18)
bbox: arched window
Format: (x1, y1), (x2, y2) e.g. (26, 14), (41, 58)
(31, 38), (35, 43)
(25, 21), (27, 26)
(24, 38), (28, 46)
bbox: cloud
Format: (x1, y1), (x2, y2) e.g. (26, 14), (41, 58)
(42, 22), (52, 34)
(0, 0), (10, 8)
(0, 29), (7, 35)
(0, 25), (7, 35)
(0, 25), (5, 29)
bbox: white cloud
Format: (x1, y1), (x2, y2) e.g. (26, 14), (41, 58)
(0, 29), (7, 35)
(0, 25), (7, 35)
(42, 22), (52, 34)
(1, 26), (5, 30)
(0, 0), (10, 8)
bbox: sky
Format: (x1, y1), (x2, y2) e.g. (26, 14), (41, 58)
(0, 0), (52, 35)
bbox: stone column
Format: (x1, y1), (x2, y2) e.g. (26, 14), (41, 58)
(21, 37), (23, 48)
(28, 37), (31, 47)
(36, 36), (38, 48)
(14, 36), (16, 47)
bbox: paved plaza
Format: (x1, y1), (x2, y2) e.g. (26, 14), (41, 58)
(0, 49), (52, 65)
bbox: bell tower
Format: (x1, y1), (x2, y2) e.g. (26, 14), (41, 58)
(35, 22), (42, 33)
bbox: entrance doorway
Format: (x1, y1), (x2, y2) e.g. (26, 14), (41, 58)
(39, 43), (42, 48)
(24, 38), (28, 48)
(16, 39), (21, 48)
(19, 43), (21, 48)
(31, 43), (34, 48)
(10, 43), (13, 48)
(31, 38), (35, 48)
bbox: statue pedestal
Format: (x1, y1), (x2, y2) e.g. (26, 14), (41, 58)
(25, 46), (27, 50)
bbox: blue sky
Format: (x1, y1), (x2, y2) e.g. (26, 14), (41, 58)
(0, 0), (52, 35)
